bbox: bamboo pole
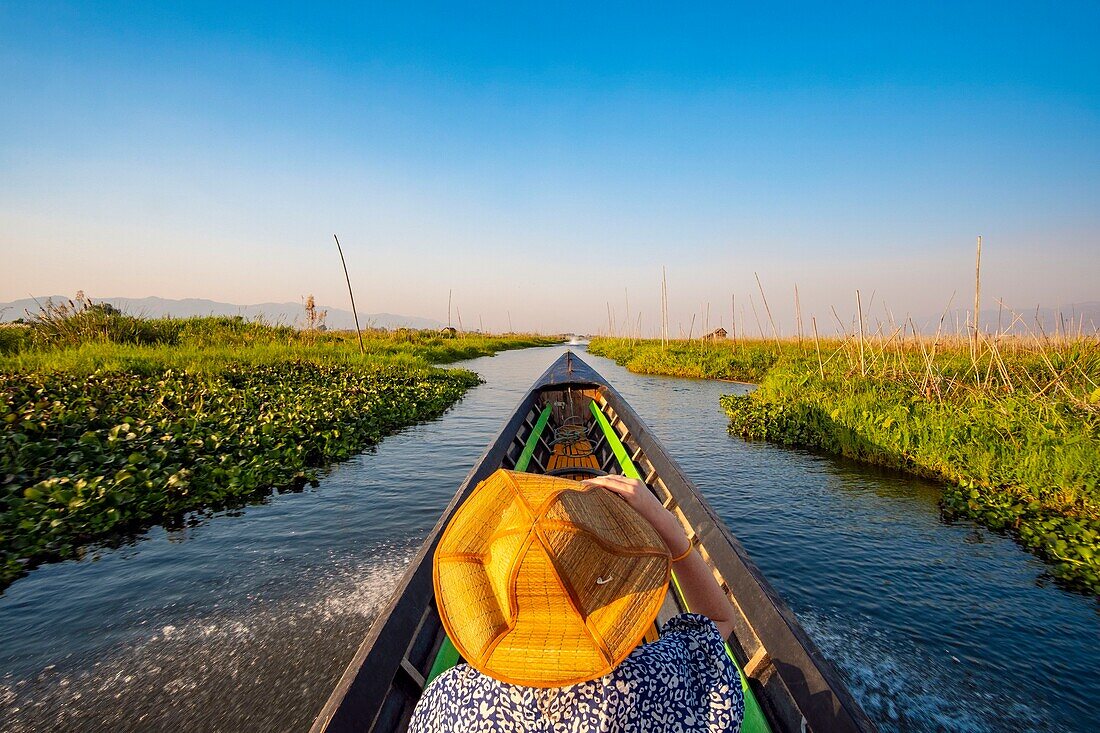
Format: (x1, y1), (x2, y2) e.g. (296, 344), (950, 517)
(794, 284), (804, 346)
(730, 293), (736, 342)
(812, 316), (824, 380)
(661, 266), (669, 348)
(447, 289), (452, 329)
(830, 305), (846, 336)
(748, 293), (766, 340)
(882, 300), (896, 331)
(995, 298), (1026, 335)
(856, 289), (866, 377)
(971, 234), (982, 359)
(624, 288), (630, 338)
(333, 234), (364, 354)
(754, 272), (780, 343)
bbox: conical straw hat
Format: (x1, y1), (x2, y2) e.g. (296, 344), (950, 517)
(434, 469), (671, 687)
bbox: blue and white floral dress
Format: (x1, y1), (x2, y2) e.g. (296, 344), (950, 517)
(409, 613), (744, 733)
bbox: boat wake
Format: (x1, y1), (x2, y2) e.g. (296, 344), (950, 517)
(797, 609), (1049, 732)
(0, 549), (414, 733)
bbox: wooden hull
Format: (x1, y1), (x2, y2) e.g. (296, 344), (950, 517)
(311, 352), (875, 733)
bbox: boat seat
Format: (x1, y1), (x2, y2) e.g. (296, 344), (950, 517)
(546, 467), (607, 478)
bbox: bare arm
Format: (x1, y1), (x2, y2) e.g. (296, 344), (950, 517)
(582, 475), (737, 640)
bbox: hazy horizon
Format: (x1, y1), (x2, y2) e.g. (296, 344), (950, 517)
(3, 3), (1098, 334)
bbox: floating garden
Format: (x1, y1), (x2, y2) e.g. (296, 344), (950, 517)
(589, 335), (1100, 594)
(0, 304), (556, 587)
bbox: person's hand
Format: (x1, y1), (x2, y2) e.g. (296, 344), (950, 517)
(582, 475), (689, 556)
(585, 475), (734, 639)
(582, 475), (664, 523)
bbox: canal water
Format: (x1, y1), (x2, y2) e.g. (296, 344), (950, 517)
(1, 345), (1097, 731)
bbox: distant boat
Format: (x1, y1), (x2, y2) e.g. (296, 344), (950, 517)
(566, 334), (589, 345)
(311, 352), (874, 733)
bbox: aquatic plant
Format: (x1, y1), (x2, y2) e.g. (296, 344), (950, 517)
(0, 362), (481, 586)
(589, 335), (1100, 594)
(0, 314), (559, 587)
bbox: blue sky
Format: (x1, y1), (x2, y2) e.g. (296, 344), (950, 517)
(2, 2), (1098, 333)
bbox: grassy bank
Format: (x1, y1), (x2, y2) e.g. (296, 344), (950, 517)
(588, 336), (1100, 593)
(584, 336), (781, 382)
(1, 312), (557, 587)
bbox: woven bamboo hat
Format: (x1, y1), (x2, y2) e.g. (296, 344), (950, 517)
(433, 469), (671, 687)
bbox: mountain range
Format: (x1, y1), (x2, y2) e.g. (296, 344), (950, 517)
(2, 295), (1094, 336)
(0, 296), (445, 331)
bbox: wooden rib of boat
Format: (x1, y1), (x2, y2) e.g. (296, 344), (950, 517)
(311, 351), (875, 733)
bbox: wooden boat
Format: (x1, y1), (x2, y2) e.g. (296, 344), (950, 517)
(311, 352), (875, 733)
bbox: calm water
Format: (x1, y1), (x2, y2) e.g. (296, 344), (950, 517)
(1, 346), (1097, 731)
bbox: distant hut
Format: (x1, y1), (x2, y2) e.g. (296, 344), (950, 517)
(439, 326), (458, 338)
(702, 327), (728, 342)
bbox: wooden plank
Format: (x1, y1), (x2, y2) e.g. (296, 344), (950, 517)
(399, 659), (426, 690)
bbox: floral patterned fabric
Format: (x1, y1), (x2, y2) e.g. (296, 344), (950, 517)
(409, 613), (744, 733)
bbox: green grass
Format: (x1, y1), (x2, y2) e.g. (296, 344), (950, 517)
(584, 337), (781, 382)
(589, 335), (1100, 594)
(1, 315), (558, 587)
(1, 318), (554, 374)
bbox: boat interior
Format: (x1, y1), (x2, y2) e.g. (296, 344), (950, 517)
(503, 386), (617, 480)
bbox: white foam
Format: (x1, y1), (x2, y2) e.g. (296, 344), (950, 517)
(798, 609), (1047, 732)
(1, 551), (415, 732)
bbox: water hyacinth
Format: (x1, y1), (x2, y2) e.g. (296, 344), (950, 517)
(0, 313), (557, 588)
(0, 362), (481, 586)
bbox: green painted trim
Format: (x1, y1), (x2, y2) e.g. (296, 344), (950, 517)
(588, 401), (641, 479)
(424, 635), (461, 688)
(514, 404), (553, 472)
(591, 399), (772, 733)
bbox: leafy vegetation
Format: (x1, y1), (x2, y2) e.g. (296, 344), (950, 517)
(586, 337), (780, 382)
(1, 308), (557, 587)
(23, 294), (181, 348)
(589, 335), (1100, 594)
(0, 327), (28, 356)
